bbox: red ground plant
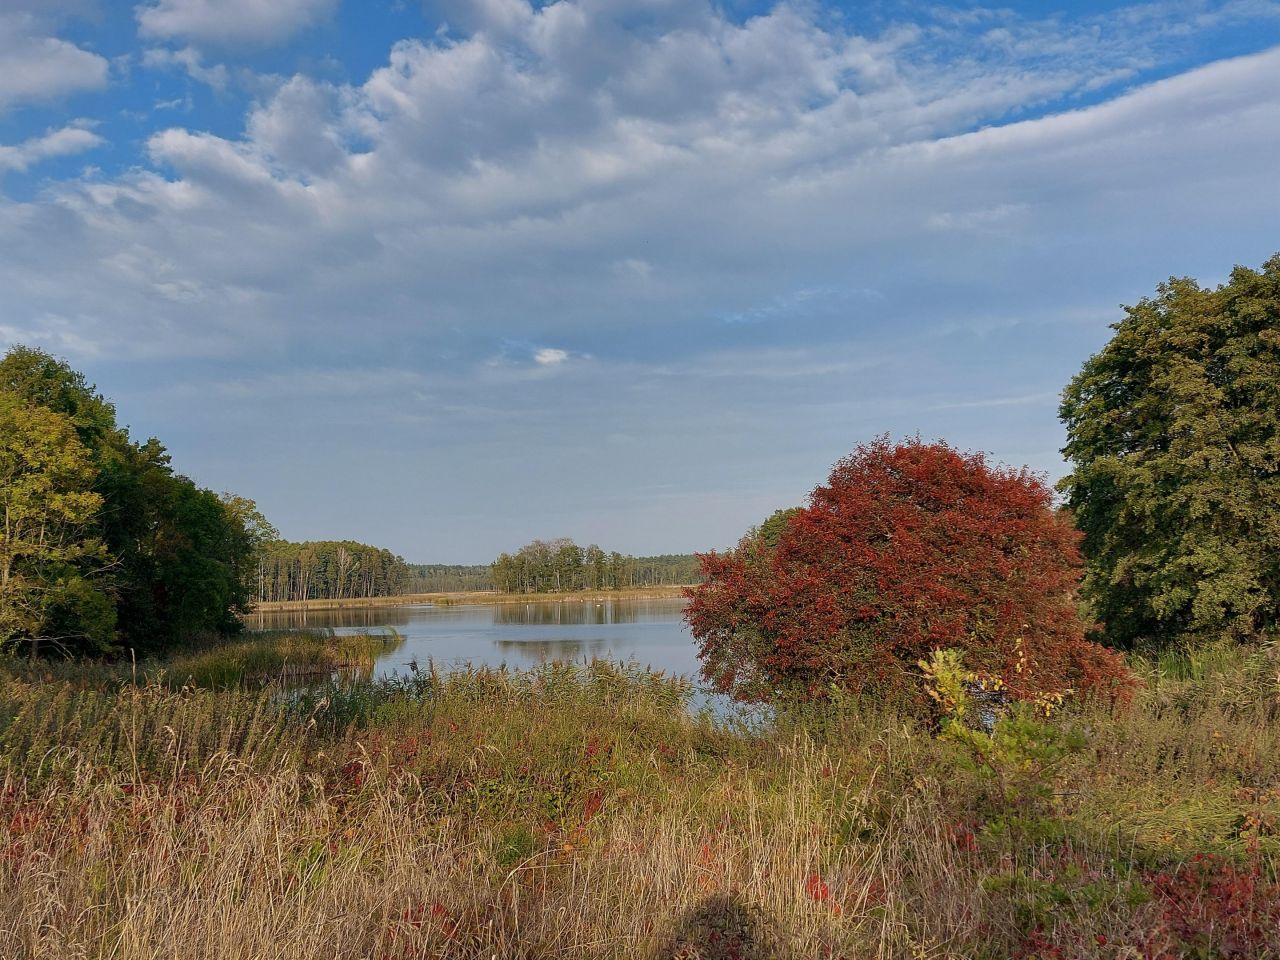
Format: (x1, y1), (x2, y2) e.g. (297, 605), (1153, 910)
(685, 437), (1134, 705)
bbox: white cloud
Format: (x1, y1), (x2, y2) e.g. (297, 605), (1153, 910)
(534, 348), (570, 366)
(1, 1), (1278, 371)
(0, 13), (109, 114)
(141, 46), (230, 90)
(612, 258), (653, 281)
(5, 0), (1279, 556)
(135, 0), (338, 46)
(0, 123), (102, 174)
(244, 76), (348, 178)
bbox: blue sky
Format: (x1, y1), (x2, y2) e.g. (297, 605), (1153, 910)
(2, 0), (1279, 562)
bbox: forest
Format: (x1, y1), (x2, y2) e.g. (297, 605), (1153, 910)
(0, 347), (264, 659)
(253, 545), (701, 602)
(407, 564), (494, 593)
(253, 540), (415, 603)
(490, 539), (701, 593)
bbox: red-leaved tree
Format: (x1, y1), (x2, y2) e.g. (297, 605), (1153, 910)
(685, 438), (1134, 705)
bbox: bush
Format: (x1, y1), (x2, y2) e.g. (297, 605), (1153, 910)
(685, 438), (1134, 706)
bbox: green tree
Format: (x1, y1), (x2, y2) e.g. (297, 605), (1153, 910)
(0, 392), (114, 656)
(254, 539), (413, 602)
(1060, 254), (1280, 648)
(490, 539), (701, 594)
(0, 345), (116, 448)
(1, 346), (264, 655)
(756, 507), (801, 552)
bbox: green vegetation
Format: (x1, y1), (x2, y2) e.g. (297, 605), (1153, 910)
(254, 539), (415, 603)
(407, 563), (494, 593)
(0, 392), (112, 658)
(0, 630), (402, 690)
(2, 641), (1280, 958)
(256, 544), (700, 606)
(157, 630), (404, 687)
(492, 538), (700, 593)
(0, 347), (258, 658)
(1061, 253), (1280, 649)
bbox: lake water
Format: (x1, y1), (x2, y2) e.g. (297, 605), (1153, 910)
(248, 596), (704, 684)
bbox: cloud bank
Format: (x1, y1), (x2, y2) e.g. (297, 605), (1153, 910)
(1, 0), (1278, 556)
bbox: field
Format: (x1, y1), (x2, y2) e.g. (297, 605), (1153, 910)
(2, 637), (1280, 959)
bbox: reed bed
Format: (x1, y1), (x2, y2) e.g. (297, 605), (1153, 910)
(2, 643), (1279, 959)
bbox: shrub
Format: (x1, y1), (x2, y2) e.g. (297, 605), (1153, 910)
(1146, 853), (1280, 959)
(685, 438), (1134, 705)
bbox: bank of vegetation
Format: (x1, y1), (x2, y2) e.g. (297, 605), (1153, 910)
(408, 564), (494, 593)
(492, 539), (700, 593)
(0, 348), (267, 660)
(249, 586), (691, 619)
(253, 539), (416, 603)
(2, 646), (1279, 959)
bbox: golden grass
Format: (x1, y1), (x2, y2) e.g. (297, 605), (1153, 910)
(1, 644), (1279, 959)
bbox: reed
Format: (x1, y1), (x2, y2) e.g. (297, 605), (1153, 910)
(1, 644), (1279, 958)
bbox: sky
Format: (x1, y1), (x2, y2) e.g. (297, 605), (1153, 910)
(1, 0), (1278, 563)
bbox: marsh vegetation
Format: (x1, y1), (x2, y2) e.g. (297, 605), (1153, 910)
(2, 642), (1280, 958)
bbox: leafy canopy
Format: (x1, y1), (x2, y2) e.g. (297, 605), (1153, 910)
(0, 346), (264, 657)
(0, 393), (114, 656)
(1060, 254), (1280, 648)
(685, 438), (1132, 705)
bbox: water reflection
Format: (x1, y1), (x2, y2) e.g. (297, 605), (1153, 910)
(244, 605), (417, 631)
(490, 637), (614, 660)
(249, 597), (698, 682)
(493, 600), (643, 625)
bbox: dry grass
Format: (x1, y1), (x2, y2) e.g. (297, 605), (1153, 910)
(2, 643), (1280, 959)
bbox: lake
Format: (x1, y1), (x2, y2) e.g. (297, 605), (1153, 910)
(247, 596), (704, 684)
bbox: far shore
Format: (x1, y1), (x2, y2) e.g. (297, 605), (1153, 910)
(247, 584), (693, 614)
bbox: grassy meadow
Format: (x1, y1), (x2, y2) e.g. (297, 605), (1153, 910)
(2, 636), (1280, 959)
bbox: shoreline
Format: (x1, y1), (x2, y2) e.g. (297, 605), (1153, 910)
(246, 584), (693, 614)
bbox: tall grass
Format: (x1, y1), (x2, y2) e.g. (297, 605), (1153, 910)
(1, 641), (1279, 958)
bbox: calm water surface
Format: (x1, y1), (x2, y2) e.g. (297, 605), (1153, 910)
(249, 597), (703, 683)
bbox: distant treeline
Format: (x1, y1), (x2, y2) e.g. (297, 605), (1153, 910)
(254, 546), (701, 601)
(491, 539), (701, 593)
(407, 564), (493, 593)
(254, 541), (413, 603)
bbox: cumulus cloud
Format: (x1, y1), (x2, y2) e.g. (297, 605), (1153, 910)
(244, 76), (349, 178)
(135, 0), (338, 46)
(3, 1), (1277, 367)
(0, 123), (103, 174)
(2, 1), (1279, 554)
(0, 13), (109, 113)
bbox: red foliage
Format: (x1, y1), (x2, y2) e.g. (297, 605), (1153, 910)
(1147, 854), (1280, 959)
(685, 437), (1133, 705)
(805, 871), (831, 902)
